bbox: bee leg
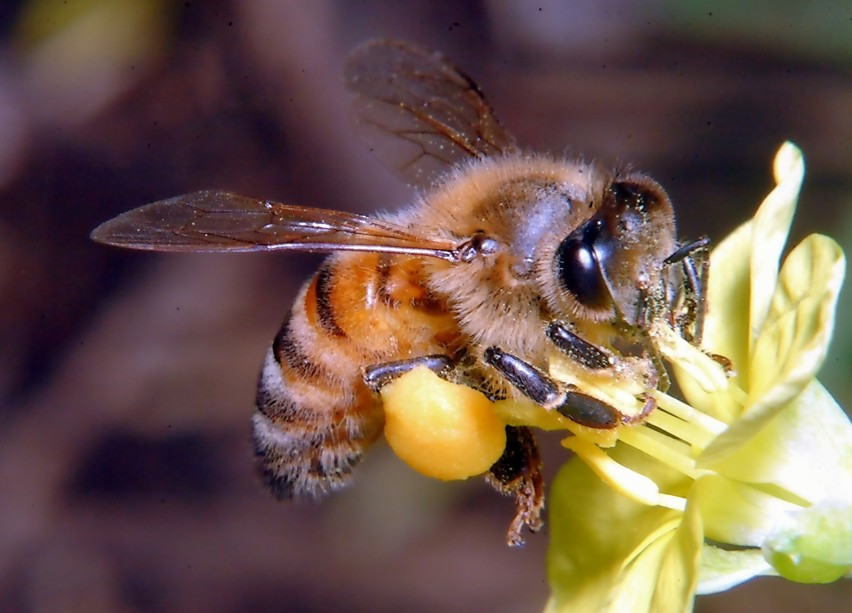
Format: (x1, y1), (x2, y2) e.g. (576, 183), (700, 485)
(548, 320), (671, 393)
(484, 347), (622, 428)
(485, 425), (544, 547)
(546, 322), (615, 370)
(664, 237), (710, 345)
(362, 354), (454, 392)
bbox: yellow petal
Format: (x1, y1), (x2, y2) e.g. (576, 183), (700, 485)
(699, 235), (845, 462)
(651, 497), (703, 613)
(699, 142), (803, 401)
(748, 234), (846, 406)
(607, 536), (673, 612)
(749, 142), (804, 349)
(546, 447), (685, 612)
(700, 380), (852, 506)
(697, 546), (776, 594)
(693, 474), (803, 547)
(703, 218), (754, 393)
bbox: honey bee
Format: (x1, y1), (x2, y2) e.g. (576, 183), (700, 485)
(92, 39), (707, 546)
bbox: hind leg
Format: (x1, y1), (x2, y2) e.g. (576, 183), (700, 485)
(364, 353), (545, 547)
(486, 425), (544, 547)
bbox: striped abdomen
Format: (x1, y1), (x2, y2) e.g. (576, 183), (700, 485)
(252, 252), (459, 499)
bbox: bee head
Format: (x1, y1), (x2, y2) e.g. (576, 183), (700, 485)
(552, 173), (677, 329)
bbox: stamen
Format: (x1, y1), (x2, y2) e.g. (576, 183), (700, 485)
(645, 407), (717, 450)
(562, 436), (661, 506)
(563, 436), (689, 511)
(653, 391), (728, 436)
(656, 494), (688, 512)
(618, 426), (700, 479)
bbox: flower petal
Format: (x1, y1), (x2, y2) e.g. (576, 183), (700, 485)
(693, 474), (803, 547)
(747, 234), (846, 410)
(697, 545), (776, 595)
(749, 142), (804, 349)
(700, 380), (852, 506)
(547, 446), (687, 612)
(697, 142), (802, 404)
(701, 216), (753, 398)
(763, 499), (852, 583)
(700, 143), (804, 392)
(699, 233), (846, 465)
(650, 494), (703, 613)
(606, 536), (674, 612)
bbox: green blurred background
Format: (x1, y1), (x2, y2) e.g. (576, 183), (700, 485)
(0, 1), (849, 611)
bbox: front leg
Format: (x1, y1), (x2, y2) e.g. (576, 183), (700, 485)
(549, 320), (669, 393)
(664, 237), (710, 345)
(484, 346), (654, 428)
(546, 321), (615, 370)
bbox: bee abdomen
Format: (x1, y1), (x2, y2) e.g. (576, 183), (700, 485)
(252, 315), (384, 498)
(251, 257), (390, 498)
(252, 253), (455, 500)
(252, 342), (384, 498)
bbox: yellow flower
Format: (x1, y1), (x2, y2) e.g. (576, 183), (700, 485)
(380, 143), (850, 612)
(544, 142), (850, 612)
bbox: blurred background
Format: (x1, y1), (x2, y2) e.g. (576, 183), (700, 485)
(0, 1), (849, 611)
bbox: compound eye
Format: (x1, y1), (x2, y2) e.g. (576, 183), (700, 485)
(555, 234), (610, 310)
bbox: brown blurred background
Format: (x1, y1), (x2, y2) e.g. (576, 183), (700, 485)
(0, 1), (849, 611)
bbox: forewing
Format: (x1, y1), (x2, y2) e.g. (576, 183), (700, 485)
(344, 39), (517, 188)
(91, 190), (461, 260)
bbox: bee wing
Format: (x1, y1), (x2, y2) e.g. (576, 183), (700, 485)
(91, 190), (463, 261)
(344, 39), (517, 188)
